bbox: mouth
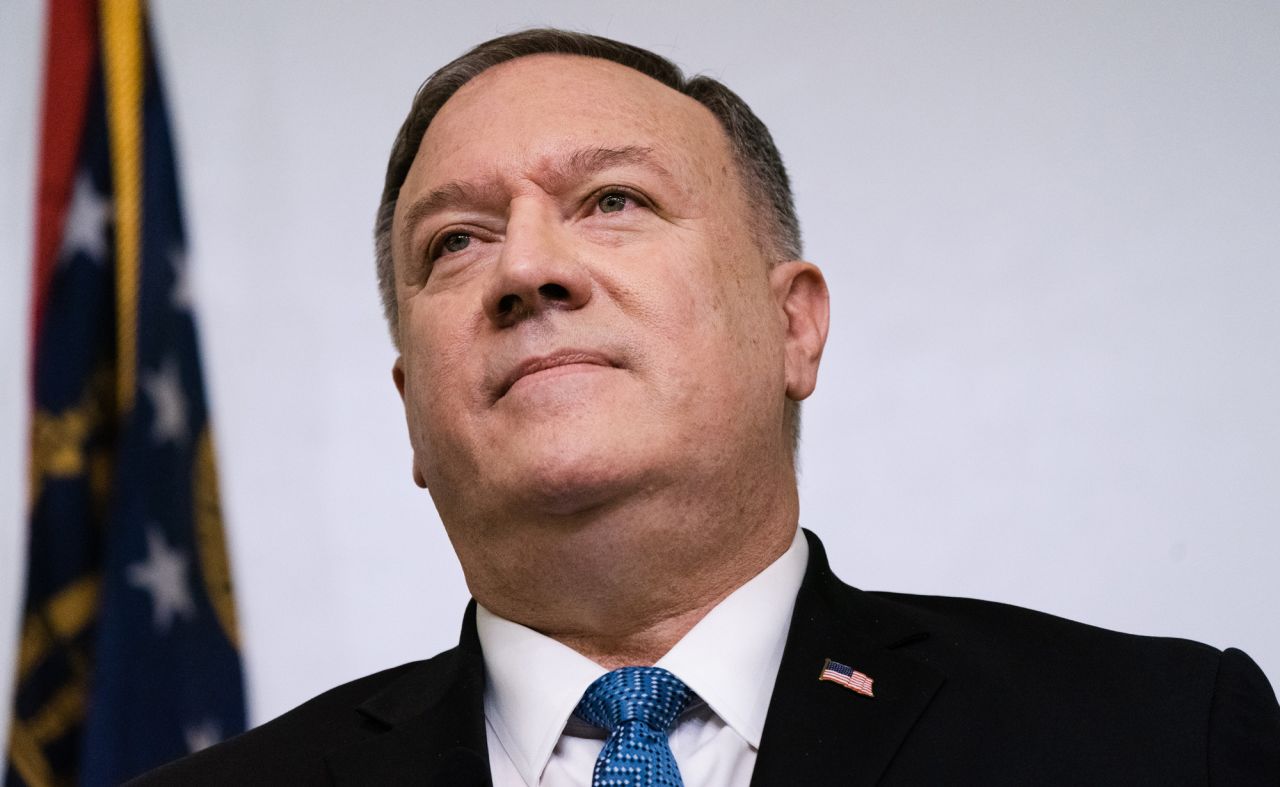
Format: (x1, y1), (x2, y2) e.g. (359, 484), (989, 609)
(496, 350), (618, 400)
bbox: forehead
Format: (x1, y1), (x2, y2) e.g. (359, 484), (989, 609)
(403, 53), (733, 195)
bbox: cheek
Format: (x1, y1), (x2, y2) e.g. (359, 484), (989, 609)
(621, 254), (709, 347)
(631, 263), (747, 392)
(672, 256), (783, 390)
(399, 295), (481, 423)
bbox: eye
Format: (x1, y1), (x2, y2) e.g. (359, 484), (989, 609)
(436, 232), (471, 257)
(597, 191), (631, 214)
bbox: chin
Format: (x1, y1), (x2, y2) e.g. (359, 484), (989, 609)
(506, 435), (654, 517)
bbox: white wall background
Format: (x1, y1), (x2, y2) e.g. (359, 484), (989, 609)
(3, 0), (1277, 758)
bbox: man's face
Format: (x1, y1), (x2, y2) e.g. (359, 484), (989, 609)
(391, 54), (814, 528)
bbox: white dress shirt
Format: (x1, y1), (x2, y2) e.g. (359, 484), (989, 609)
(476, 527), (809, 787)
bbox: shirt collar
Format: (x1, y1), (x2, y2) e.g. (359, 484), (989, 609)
(655, 526), (807, 747)
(476, 526), (808, 787)
(476, 604), (604, 786)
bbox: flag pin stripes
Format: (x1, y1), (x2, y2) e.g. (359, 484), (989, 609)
(818, 658), (875, 697)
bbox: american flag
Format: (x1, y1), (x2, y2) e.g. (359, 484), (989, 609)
(819, 658), (875, 697)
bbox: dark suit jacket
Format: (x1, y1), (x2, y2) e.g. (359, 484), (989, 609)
(131, 531), (1280, 785)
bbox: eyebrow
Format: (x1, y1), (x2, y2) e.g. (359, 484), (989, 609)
(397, 145), (671, 243)
(556, 145), (670, 188)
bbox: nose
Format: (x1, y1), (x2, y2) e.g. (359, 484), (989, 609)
(484, 199), (592, 327)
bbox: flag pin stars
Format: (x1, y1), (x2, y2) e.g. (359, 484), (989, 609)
(819, 658), (875, 697)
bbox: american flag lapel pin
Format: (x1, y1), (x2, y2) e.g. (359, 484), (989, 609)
(819, 658), (875, 698)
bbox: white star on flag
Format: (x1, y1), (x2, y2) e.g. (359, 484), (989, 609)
(127, 525), (197, 631)
(169, 245), (194, 312)
(59, 171), (113, 263)
(183, 719), (223, 753)
(142, 358), (188, 445)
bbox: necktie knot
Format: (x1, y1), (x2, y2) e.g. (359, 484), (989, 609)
(575, 666), (691, 733)
(574, 667), (691, 787)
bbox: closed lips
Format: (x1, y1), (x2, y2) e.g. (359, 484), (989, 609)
(499, 351), (615, 398)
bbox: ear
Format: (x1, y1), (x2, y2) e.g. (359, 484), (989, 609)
(392, 356), (407, 399)
(770, 261), (830, 402)
(392, 357), (428, 489)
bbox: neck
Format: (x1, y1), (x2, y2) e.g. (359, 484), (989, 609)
(448, 467), (799, 668)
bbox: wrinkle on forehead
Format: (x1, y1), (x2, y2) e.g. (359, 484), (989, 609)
(393, 53), (751, 265)
(398, 145), (674, 235)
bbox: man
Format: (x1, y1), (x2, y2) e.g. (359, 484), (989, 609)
(134, 28), (1279, 786)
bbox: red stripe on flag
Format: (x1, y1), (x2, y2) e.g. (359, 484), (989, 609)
(820, 666), (875, 697)
(30, 0), (99, 365)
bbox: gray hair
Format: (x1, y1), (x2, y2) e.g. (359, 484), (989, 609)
(374, 28), (804, 449)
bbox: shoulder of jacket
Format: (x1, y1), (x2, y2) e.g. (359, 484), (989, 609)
(124, 653), (457, 785)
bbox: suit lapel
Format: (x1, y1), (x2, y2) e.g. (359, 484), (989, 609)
(751, 532), (945, 786)
(325, 603), (493, 786)
(322, 534), (941, 786)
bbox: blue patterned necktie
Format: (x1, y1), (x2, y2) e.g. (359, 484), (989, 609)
(574, 666), (692, 787)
